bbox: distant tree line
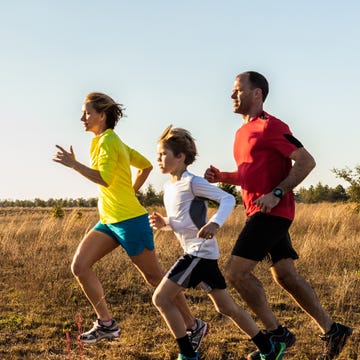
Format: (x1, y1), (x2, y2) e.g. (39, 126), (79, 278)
(0, 197), (98, 208)
(296, 183), (349, 203)
(0, 183), (242, 208)
(297, 165), (360, 204)
(1, 166), (359, 208)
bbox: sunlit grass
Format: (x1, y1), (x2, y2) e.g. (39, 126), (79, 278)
(0, 204), (359, 359)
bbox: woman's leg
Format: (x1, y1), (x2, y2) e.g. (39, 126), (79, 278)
(71, 230), (119, 321)
(130, 248), (196, 328)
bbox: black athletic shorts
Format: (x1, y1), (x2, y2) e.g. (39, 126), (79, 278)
(166, 254), (226, 293)
(231, 212), (299, 264)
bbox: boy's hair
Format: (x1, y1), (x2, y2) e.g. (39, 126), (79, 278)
(158, 125), (197, 165)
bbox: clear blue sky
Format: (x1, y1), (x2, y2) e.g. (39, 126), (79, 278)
(1, 0), (359, 200)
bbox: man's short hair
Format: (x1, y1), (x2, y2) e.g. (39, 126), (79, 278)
(238, 71), (269, 102)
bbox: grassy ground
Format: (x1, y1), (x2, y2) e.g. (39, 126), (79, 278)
(0, 204), (359, 359)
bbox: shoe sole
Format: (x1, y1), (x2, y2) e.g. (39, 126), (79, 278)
(276, 342), (286, 360)
(247, 335), (296, 360)
(335, 327), (353, 356)
(316, 326), (353, 359)
(285, 334), (296, 348)
(193, 323), (210, 351)
(79, 329), (121, 344)
(204, 322), (210, 336)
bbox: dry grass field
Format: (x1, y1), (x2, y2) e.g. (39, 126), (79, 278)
(0, 203), (359, 359)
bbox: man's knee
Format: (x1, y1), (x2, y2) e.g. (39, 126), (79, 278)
(226, 267), (247, 288)
(272, 266), (301, 290)
(226, 257), (252, 281)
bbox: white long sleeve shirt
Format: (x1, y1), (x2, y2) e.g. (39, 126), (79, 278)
(163, 170), (236, 259)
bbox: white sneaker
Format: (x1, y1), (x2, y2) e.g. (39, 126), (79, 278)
(79, 319), (121, 343)
(187, 319), (209, 351)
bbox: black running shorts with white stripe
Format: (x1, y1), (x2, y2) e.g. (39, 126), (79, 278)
(166, 254), (226, 292)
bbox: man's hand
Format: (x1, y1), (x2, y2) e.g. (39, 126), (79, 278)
(204, 165), (221, 183)
(252, 193), (281, 213)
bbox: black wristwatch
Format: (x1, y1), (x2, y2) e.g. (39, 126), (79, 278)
(273, 188), (283, 198)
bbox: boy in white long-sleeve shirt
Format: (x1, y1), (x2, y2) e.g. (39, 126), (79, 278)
(149, 125), (286, 360)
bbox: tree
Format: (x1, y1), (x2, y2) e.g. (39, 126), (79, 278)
(332, 165), (360, 203)
(218, 183), (242, 205)
(34, 198), (46, 207)
(297, 185), (316, 203)
(328, 185), (349, 202)
(137, 184), (163, 207)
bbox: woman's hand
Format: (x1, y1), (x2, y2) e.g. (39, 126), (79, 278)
(53, 144), (108, 186)
(53, 145), (77, 168)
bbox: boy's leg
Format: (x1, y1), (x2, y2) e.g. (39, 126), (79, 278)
(152, 277), (187, 338)
(153, 277), (197, 358)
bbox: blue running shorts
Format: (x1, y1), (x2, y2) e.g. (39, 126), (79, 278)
(93, 214), (154, 256)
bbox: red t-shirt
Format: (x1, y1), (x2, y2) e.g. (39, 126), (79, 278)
(221, 112), (301, 220)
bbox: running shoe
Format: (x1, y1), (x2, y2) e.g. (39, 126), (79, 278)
(316, 322), (353, 359)
(187, 318), (209, 351)
(177, 352), (199, 360)
(79, 319), (121, 343)
(259, 341), (286, 360)
(247, 327), (295, 360)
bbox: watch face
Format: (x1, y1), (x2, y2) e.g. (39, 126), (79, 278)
(274, 188), (283, 197)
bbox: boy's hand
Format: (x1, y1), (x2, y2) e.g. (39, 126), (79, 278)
(197, 222), (219, 239)
(149, 212), (166, 230)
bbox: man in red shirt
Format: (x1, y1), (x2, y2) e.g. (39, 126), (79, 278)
(205, 71), (352, 360)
